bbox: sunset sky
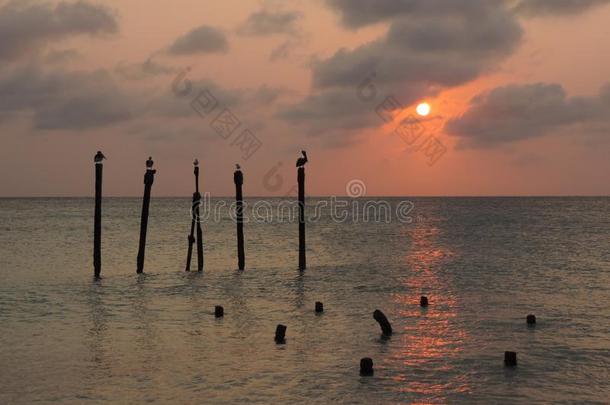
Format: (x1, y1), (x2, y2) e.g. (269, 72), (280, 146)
(1, 0), (609, 196)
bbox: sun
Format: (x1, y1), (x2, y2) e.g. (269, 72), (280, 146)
(416, 102), (431, 117)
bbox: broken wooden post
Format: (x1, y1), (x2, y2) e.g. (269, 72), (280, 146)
(93, 151), (105, 279)
(296, 151), (308, 270)
(315, 301), (324, 313)
(185, 159), (198, 272)
(136, 157), (156, 274)
(373, 309), (392, 336)
(215, 305), (224, 318)
(275, 324), (286, 344)
(194, 161), (204, 272)
(360, 358), (374, 376)
(504, 351), (517, 367)
(234, 165), (245, 270)
(526, 314), (536, 325)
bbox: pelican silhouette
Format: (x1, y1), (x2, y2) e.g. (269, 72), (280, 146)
(94, 151), (106, 163)
(194, 158), (199, 166)
(146, 156), (154, 168)
(296, 150), (308, 167)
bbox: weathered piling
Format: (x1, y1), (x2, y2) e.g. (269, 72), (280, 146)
(526, 314), (536, 325)
(93, 151), (105, 279)
(420, 296), (429, 307)
(234, 165), (245, 270)
(185, 160), (198, 272)
(298, 166), (306, 270)
(373, 309), (393, 337)
(275, 324), (287, 344)
(215, 305), (224, 318)
(360, 358), (374, 376)
(136, 157), (156, 274)
(315, 301), (324, 313)
(194, 162), (204, 272)
(504, 351), (517, 367)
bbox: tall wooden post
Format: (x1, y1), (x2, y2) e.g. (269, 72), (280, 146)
(234, 166), (245, 270)
(93, 153), (104, 279)
(185, 160), (198, 272)
(194, 164), (204, 272)
(136, 157), (156, 274)
(298, 166), (306, 270)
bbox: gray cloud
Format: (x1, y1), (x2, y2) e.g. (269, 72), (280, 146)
(445, 82), (610, 147)
(237, 8), (302, 36)
(0, 66), (132, 130)
(0, 0), (118, 61)
(168, 25), (228, 55)
(513, 0), (610, 16)
(281, 1), (522, 138)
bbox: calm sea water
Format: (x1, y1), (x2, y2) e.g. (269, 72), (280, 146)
(0, 197), (609, 404)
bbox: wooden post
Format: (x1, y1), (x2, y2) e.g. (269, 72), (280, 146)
(136, 157), (156, 274)
(275, 324), (287, 344)
(373, 309), (393, 337)
(234, 166), (245, 270)
(504, 351), (517, 367)
(360, 358), (374, 376)
(420, 296), (429, 307)
(185, 160), (198, 272)
(194, 164), (204, 272)
(93, 154), (103, 279)
(298, 166), (306, 270)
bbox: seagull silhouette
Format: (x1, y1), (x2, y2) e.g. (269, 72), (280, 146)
(296, 150), (308, 167)
(146, 156), (154, 168)
(94, 151), (106, 163)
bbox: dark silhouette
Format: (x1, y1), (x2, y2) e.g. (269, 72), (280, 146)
(526, 314), (536, 325)
(504, 351), (517, 367)
(234, 164), (245, 270)
(315, 301), (324, 313)
(275, 324), (287, 344)
(295, 150), (308, 167)
(136, 157), (156, 274)
(360, 358), (374, 376)
(93, 151), (104, 279)
(214, 305), (224, 318)
(297, 151), (307, 270)
(185, 159), (204, 272)
(420, 296), (429, 307)
(94, 151), (106, 163)
(373, 309), (392, 337)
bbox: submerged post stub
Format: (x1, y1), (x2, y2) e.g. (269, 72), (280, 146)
(373, 309), (392, 337)
(526, 314), (536, 325)
(420, 296), (429, 307)
(504, 351), (517, 367)
(275, 324), (287, 344)
(315, 301), (324, 313)
(360, 357), (374, 376)
(215, 305), (224, 318)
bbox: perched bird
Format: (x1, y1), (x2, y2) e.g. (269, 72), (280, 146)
(296, 150), (308, 167)
(235, 164), (241, 170)
(146, 156), (154, 168)
(94, 151), (106, 163)
(194, 158), (199, 166)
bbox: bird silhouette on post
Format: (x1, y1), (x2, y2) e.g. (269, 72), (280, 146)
(146, 156), (154, 169)
(94, 151), (106, 163)
(296, 150), (308, 167)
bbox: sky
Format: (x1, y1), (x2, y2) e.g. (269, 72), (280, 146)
(1, 0), (609, 197)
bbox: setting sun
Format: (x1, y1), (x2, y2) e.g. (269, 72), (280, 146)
(416, 102), (431, 116)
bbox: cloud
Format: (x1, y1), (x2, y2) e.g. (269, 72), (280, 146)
(115, 56), (177, 81)
(512, 0), (610, 16)
(167, 25), (228, 55)
(237, 8), (302, 36)
(281, 0), (522, 138)
(0, 0), (118, 61)
(45, 49), (81, 64)
(445, 82), (610, 147)
(0, 66), (133, 130)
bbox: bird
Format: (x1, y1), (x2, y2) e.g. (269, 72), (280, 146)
(146, 156), (154, 168)
(94, 151), (106, 163)
(193, 159), (199, 166)
(296, 150), (308, 167)
(235, 164), (241, 170)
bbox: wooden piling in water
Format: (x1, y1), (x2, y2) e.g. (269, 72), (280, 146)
(420, 296), (429, 307)
(194, 164), (204, 272)
(373, 309), (392, 337)
(504, 351), (517, 366)
(215, 305), (224, 318)
(93, 152), (104, 279)
(234, 166), (245, 271)
(298, 166), (306, 270)
(315, 301), (324, 313)
(136, 157), (156, 274)
(275, 324), (287, 344)
(360, 358), (374, 376)
(185, 160), (199, 272)
(526, 314), (536, 325)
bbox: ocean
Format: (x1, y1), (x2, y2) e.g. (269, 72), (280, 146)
(0, 197), (608, 404)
